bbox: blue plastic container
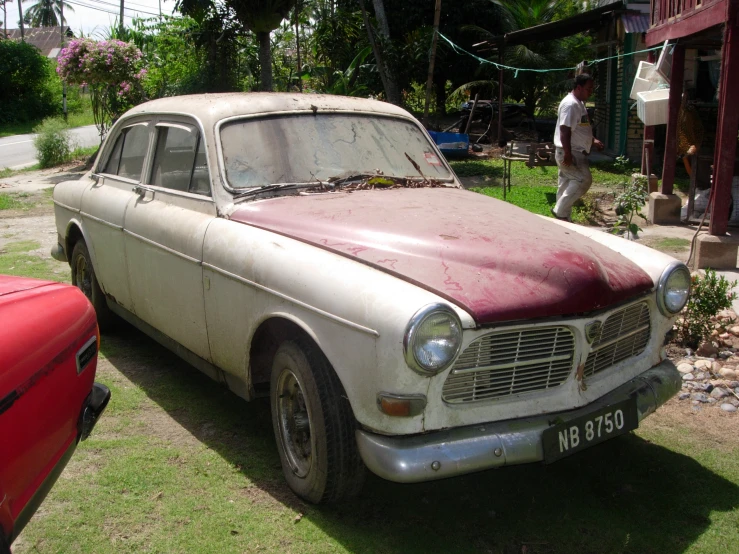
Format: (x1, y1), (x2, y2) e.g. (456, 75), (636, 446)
(427, 130), (469, 158)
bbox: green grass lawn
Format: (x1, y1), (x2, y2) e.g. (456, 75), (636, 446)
(450, 158), (691, 195)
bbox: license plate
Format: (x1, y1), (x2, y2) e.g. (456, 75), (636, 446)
(542, 397), (638, 463)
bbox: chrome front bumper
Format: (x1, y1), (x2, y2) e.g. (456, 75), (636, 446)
(356, 360), (681, 483)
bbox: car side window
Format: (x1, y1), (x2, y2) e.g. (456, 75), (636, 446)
(103, 133), (124, 175)
(103, 124), (150, 180)
(149, 124), (210, 196)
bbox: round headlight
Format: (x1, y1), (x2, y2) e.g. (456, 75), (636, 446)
(404, 304), (463, 375)
(657, 262), (691, 315)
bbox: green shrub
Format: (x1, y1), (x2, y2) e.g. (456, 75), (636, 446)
(33, 118), (72, 168)
(0, 41), (59, 124)
(612, 178), (649, 239)
(676, 269), (738, 348)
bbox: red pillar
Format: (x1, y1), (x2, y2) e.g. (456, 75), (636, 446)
(709, 9), (739, 235)
(660, 43), (685, 195)
(642, 52), (656, 176)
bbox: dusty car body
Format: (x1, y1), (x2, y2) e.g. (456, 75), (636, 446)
(52, 93), (688, 503)
(0, 276), (110, 549)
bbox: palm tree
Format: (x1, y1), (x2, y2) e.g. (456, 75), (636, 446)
(229, 0), (298, 91)
(22, 0), (74, 28)
(462, 0), (585, 115)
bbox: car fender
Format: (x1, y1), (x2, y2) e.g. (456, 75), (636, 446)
(542, 216), (679, 285)
(64, 217), (99, 268)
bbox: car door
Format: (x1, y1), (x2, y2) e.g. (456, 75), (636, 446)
(80, 119), (152, 312)
(123, 118), (216, 361)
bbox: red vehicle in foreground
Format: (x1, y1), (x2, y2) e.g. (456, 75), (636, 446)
(0, 276), (110, 552)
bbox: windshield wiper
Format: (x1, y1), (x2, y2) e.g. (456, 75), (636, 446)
(231, 183), (308, 201)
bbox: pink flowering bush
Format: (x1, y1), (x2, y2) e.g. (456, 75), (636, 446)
(57, 38), (147, 139)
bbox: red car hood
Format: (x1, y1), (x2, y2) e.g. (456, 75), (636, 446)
(229, 188), (654, 324)
(0, 275), (55, 298)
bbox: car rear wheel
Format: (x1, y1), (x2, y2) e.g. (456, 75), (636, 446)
(70, 241), (115, 331)
(270, 338), (365, 503)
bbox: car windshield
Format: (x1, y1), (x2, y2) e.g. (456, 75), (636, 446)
(219, 113), (453, 189)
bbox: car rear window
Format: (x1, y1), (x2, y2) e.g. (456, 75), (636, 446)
(220, 113), (452, 189)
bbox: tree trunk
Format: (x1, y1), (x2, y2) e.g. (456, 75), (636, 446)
(18, 0), (24, 41)
(258, 31), (273, 91)
(423, 0), (442, 125)
(433, 71), (447, 117)
(359, 0), (401, 105)
(294, 2), (302, 91)
(371, 0), (390, 38)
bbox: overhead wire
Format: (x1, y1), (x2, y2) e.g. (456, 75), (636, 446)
(64, 0), (166, 19)
(85, 0), (174, 17)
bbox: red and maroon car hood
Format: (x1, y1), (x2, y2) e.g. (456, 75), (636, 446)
(229, 187), (654, 324)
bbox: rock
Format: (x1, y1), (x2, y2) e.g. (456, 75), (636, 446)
(729, 381), (739, 388)
(730, 326), (739, 335)
(732, 399), (739, 407)
(720, 403), (737, 412)
(678, 392), (690, 400)
(677, 363), (695, 374)
(719, 367), (738, 379)
(710, 387), (729, 399)
(711, 330), (720, 338)
(686, 348), (694, 356)
(708, 397), (718, 404)
(712, 361), (723, 372)
(720, 332), (730, 339)
(694, 359), (712, 370)
(691, 392), (709, 403)
(695, 372), (707, 380)
(719, 351), (733, 359)
(682, 373), (695, 381)
(696, 342), (719, 357)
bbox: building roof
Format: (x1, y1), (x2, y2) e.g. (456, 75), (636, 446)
(622, 13), (650, 33)
(481, 2), (625, 48)
(4, 27), (73, 58)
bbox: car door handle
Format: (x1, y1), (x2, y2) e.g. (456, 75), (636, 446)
(133, 185), (155, 196)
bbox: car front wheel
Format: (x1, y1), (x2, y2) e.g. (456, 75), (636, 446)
(70, 240), (114, 331)
(270, 338), (365, 503)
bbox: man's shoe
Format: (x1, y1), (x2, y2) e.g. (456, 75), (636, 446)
(550, 208), (569, 221)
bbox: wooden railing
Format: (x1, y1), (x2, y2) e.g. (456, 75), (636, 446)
(650, 0), (712, 27)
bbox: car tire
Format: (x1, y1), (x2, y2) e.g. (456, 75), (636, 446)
(70, 240), (115, 331)
(270, 338), (365, 503)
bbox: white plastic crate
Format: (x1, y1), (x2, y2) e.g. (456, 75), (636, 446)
(637, 88), (670, 126)
(629, 61), (666, 100)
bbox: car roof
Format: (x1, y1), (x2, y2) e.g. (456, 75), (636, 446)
(124, 93), (414, 128)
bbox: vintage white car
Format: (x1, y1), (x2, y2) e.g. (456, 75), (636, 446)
(52, 93), (689, 503)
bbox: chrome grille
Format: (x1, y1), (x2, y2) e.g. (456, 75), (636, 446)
(442, 327), (575, 403)
(583, 302), (651, 377)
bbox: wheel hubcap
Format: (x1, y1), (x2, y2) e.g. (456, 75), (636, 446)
(75, 255), (92, 300)
(276, 369), (312, 478)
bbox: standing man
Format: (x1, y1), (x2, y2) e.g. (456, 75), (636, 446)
(552, 73), (604, 220)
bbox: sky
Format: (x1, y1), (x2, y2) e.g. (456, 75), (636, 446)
(4, 0), (178, 36)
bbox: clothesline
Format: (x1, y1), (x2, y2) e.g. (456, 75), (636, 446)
(437, 32), (664, 77)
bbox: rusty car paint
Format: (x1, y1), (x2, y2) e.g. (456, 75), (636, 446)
(229, 187), (654, 325)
